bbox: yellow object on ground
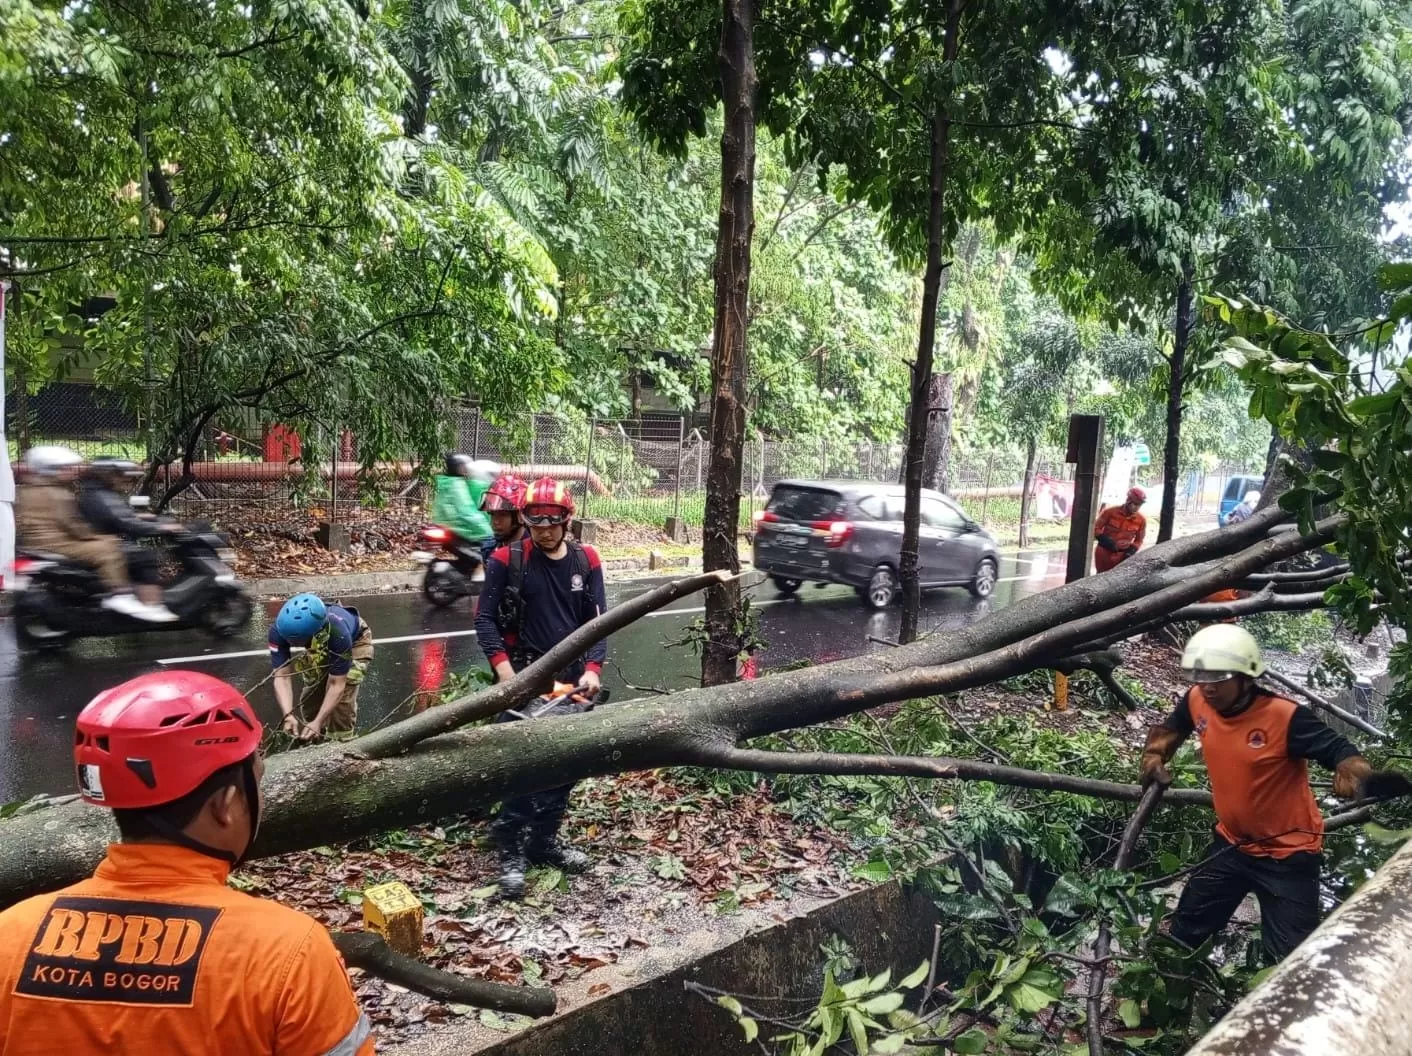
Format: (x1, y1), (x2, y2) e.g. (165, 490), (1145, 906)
(1052, 672), (1069, 712)
(362, 881), (424, 955)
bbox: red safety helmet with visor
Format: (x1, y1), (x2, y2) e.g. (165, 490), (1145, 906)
(523, 477), (576, 526)
(74, 671), (264, 863)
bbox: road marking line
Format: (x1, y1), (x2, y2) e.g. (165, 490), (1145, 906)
(156, 628), (479, 666)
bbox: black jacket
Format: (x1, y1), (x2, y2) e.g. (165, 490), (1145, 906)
(75, 478), (165, 539)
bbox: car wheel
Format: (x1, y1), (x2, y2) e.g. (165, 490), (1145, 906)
(423, 565), (461, 608)
(969, 558), (998, 599)
(771, 575), (803, 595)
(865, 565), (897, 610)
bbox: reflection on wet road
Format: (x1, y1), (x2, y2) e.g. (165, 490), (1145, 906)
(0, 549), (1069, 801)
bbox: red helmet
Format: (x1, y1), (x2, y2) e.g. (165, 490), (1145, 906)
(1127, 486), (1147, 505)
(74, 672), (262, 810)
(523, 477), (576, 525)
(482, 473), (528, 513)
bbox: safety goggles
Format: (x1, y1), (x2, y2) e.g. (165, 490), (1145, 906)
(1182, 668), (1239, 684)
(523, 509), (569, 527)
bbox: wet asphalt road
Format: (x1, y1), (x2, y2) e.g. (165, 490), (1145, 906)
(0, 548), (1070, 802)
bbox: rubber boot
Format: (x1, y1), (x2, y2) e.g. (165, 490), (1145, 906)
(497, 849), (528, 900)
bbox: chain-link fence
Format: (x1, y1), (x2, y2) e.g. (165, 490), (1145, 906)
(3, 383), (1113, 536)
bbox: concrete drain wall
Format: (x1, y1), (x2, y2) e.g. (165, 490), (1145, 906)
(486, 881), (940, 1056)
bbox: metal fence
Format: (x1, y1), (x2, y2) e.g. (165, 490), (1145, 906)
(16, 385), (1267, 537)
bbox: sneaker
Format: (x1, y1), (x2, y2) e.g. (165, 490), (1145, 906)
(527, 841), (589, 873)
(102, 594), (178, 623)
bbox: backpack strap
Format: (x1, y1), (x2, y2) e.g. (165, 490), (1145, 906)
(502, 537), (531, 635)
(567, 540), (593, 623)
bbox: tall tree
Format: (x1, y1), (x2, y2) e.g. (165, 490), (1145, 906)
(695, 0), (759, 686)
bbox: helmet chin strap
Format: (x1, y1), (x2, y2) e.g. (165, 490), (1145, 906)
(139, 757), (261, 867)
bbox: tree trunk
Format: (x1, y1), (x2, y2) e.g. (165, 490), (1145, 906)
(1019, 435), (1038, 549)
(1158, 272), (1194, 543)
(630, 371), (643, 420)
(900, 0), (962, 645)
(0, 506), (1330, 907)
(700, 0), (758, 687)
(921, 373), (954, 494)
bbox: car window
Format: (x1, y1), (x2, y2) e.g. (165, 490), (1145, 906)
(921, 496), (966, 530)
(766, 486), (844, 522)
(855, 494), (889, 521)
(1223, 479), (1245, 502)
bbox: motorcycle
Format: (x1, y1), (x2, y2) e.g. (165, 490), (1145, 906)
(413, 525), (484, 607)
(12, 522), (253, 652)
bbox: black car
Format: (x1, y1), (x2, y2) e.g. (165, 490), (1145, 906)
(751, 480), (1001, 608)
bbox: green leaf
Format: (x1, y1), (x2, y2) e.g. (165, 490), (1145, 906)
(1119, 998), (1143, 1028)
(872, 1033), (908, 1054)
(847, 1009), (870, 1055)
(739, 1017), (758, 1044)
(716, 995), (743, 1017)
(861, 992), (906, 1016)
(866, 968), (893, 993)
(1364, 822), (1412, 846)
(1008, 981), (1058, 1014)
(899, 960), (930, 990)
(953, 1026), (990, 1053)
(852, 860), (893, 883)
(1347, 391), (1401, 417)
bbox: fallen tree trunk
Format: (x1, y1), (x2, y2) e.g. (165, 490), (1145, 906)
(0, 506), (1335, 906)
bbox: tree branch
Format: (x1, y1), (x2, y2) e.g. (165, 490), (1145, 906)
(684, 746), (1214, 808)
(350, 570), (738, 758)
(330, 932), (555, 1017)
(1260, 669), (1388, 740)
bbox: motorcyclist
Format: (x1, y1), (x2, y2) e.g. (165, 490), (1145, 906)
(431, 454), (496, 582)
(1093, 486), (1147, 573)
(1140, 625), (1379, 963)
(481, 473), (528, 546)
(15, 446), (175, 622)
(1226, 490), (1261, 525)
(474, 477), (607, 899)
(268, 593), (374, 742)
(0, 671), (373, 1054)
(75, 456), (183, 612)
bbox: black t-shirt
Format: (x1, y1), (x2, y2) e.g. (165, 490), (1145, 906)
(475, 539), (608, 670)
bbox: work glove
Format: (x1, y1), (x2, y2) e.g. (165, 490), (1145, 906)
(1332, 755), (1374, 799)
(1097, 534), (1118, 552)
(1363, 769), (1412, 801)
(1139, 725), (1183, 788)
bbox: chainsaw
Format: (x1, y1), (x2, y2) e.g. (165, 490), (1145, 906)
(503, 681), (610, 722)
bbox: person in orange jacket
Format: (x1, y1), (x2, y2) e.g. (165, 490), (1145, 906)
(0, 671), (374, 1056)
(1140, 625), (1381, 963)
(1093, 486), (1147, 573)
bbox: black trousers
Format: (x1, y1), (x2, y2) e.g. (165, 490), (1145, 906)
(1170, 834), (1321, 963)
(488, 651), (587, 856)
(123, 543), (162, 586)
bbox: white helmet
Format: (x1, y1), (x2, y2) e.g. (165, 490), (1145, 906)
(1181, 624), (1265, 681)
(468, 459), (499, 484)
(1243, 490), (1261, 506)
(24, 445), (84, 477)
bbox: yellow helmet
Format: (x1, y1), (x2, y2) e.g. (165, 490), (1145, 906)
(1180, 624), (1265, 681)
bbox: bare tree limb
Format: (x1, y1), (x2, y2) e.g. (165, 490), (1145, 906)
(1089, 784), (1165, 1056)
(351, 570), (737, 758)
(330, 932), (555, 1017)
(685, 747), (1214, 808)
(1260, 669), (1388, 740)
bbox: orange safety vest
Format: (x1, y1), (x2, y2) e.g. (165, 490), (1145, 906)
(1188, 687), (1324, 858)
(0, 843), (374, 1056)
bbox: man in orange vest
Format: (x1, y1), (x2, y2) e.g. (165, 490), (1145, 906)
(1093, 486), (1147, 573)
(1139, 625), (1375, 962)
(0, 671), (373, 1055)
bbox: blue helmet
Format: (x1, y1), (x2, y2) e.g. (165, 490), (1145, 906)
(275, 593), (328, 643)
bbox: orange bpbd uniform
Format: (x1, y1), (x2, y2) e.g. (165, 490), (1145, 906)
(0, 843), (374, 1056)
(1187, 687), (1323, 858)
(1092, 506), (1146, 573)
